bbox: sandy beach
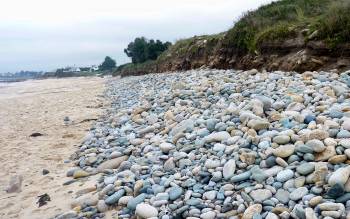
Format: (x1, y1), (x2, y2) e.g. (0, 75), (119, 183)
(0, 77), (106, 219)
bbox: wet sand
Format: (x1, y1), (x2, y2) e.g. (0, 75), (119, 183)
(0, 77), (106, 219)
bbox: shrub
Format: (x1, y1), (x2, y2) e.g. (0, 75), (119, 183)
(315, 0), (350, 46)
(124, 37), (171, 64)
(99, 56), (116, 71)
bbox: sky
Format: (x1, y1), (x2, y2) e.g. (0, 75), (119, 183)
(0, 0), (273, 73)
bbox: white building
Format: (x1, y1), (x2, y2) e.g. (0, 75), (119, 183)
(90, 65), (99, 72)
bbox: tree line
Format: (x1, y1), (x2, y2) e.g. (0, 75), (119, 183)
(57, 37), (171, 75)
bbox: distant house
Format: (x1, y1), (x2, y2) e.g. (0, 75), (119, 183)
(62, 66), (80, 73)
(90, 65), (99, 72)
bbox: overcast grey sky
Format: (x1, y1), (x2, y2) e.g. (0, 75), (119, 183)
(0, 0), (273, 73)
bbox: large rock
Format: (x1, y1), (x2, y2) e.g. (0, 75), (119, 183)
(200, 211), (216, 219)
(223, 159), (236, 180)
(276, 169), (294, 182)
(249, 189), (272, 202)
(169, 119), (194, 136)
(105, 189), (125, 205)
(306, 139), (326, 152)
(97, 156), (129, 172)
(296, 163), (315, 175)
(273, 135), (290, 144)
(340, 139), (350, 148)
(135, 203), (158, 218)
(73, 169), (89, 179)
(247, 119), (270, 131)
(242, 204), (262, 219)
(273, 145), (295, 158)
(315, 145), (336, 161)
(328, 166), (350, 186)
(289, 187), (308, 201)
(204, 131), (231, 143)
(159, 142), (175, 153)
(127, 194), (146, 210)
(71, 193), (99, 208)
(169, 187), (183, 200)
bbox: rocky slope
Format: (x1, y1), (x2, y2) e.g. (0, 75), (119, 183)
(55, 69), (350, 219)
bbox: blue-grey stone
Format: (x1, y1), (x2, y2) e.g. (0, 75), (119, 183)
(272, 182), (283, 189)
(105, 189), (125, 205)
(340, 72), (350, 88)
(253, 214), (263, 219)
(290, 187), (308, 201)
(337, 130), (350, 138)
(288, 154), (301, 163)
(186, 198), (201, 206)
(236, 182), (252, 190)
(231, 171), (251, 182)
(329, 110), (344, 119)
(329, 129), (339, 137)
(275, 189), (290, 204)
(303, 153), (315, 161)
(263, 200), (275, 206)
(193, 184), (204, 193)
(296, 163), (315, 175)
(169, 187), (183, 200)
(296, 145), (314, 154)
(265, 156), (276, 168)
(182, 178), (196, 188)
(304, 115), (316, 124)
(293, 204), (306, 219)
(258, 141), (270, 149)
(241, 191), (253, 203)
(197, 128), (210, 137)
(336, 193), (350, 203)
(152, 184), (165, 195)
(276, 169), (294, 182)
(127, 193), (146, 210)
(251, 166), (268, 183)
(255, 95), (273, 111)
(327, 183), (345, 198)
(176, 205), (189, 214)
(206, 119), (217, 132)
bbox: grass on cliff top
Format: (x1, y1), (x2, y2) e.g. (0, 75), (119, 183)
(224, 0), (350, 52)
(315, 0), (350, 47)
(158, 33), (225, 61)
(113, 60), (156, 76)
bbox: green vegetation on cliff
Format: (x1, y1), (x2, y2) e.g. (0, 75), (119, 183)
(224, 0), (350, 52)
(124, 37), (171, 64)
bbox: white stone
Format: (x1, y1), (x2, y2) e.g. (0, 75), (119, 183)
(223, 159), (236, 180)
(204, 131), (231, 143)
(249, 189), (272, 202)
(200, 210), (216, 219)
(328, 166), (350, 186)
(135, 203), (158, 218)
(289, 187), (308, 201)
(242, 204), (262, 219)
(159, 142), (175, 153)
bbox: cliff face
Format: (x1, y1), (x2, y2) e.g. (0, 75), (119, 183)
(117, 0), (350, 77)
(118, 36), (350, 77)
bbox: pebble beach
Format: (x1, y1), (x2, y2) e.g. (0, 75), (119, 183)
(55, 69), (350, 219)
(2, 69), (350, 219)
